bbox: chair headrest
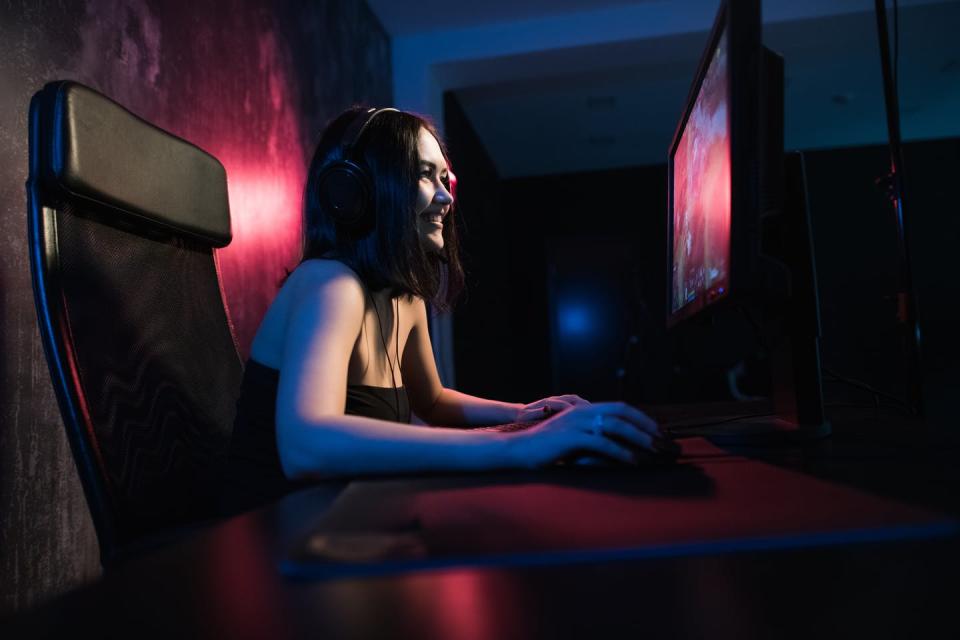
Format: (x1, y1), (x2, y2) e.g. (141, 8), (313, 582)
(42, 81), (232, 247)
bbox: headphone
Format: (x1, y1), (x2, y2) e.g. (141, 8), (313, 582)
(315, 107), (400, 234)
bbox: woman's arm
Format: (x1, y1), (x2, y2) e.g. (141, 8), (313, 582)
(280, 412), (521, 480)
(274, 264), (655, 480)
(426, 387), (522, 427)
(426, 389), (591, 427)
(275, 262), (521, 479)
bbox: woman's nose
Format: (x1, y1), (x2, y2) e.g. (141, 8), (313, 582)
(435, 181), (453, 204)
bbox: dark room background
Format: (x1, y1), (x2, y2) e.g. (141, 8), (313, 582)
(2, 0), (957, 618)
(0, 0), (390, 613)
(446, 89), (959, 429)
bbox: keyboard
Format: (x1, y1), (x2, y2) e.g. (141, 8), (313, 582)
(471, 422), (537, 433)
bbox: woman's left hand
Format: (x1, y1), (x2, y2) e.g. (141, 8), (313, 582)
(516, 394), (591, 423)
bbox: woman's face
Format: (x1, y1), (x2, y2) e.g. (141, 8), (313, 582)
(414, 127), (453, 254)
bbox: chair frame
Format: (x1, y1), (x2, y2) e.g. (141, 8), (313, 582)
(26, 81), (242, 564)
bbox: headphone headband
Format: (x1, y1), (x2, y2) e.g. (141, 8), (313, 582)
(341, 107), (400, 158)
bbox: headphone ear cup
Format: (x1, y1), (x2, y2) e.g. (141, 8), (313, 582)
(316, 159), (374, 230)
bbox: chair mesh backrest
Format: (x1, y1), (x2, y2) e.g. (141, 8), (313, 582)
(28, 81), (243, 558)
(55, 201), (242, 542)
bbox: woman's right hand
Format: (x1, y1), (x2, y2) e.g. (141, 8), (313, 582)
(506, 402), (662, 468)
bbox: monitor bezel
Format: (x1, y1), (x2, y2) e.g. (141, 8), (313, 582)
(666, 0), (762, 328)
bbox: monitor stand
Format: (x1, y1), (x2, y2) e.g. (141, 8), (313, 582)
(675, 416), (831, 445)
(666, 332), (832, 446)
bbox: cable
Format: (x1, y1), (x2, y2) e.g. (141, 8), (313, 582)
(664, 396), (914, 434)
(369, 288), (402, 423)
(719, 301), (913, 418)
(663, 412), (779, 433)
(737, 304), (771, 352)
(893, 0), (899, 96)
(874, 0), (923, 415)
(825, 401), (905, 411)
(821, 366), (909, 409)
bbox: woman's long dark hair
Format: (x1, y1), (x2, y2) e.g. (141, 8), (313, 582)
(300, 107), (465, 312)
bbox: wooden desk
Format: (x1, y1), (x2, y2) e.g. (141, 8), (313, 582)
(6, 406), (960, 639)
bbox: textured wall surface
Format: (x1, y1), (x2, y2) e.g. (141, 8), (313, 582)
(0, 0), (390, 614)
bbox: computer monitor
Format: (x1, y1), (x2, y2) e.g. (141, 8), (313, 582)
(668, 0), (767, 328)
(668, 9), (732, 324)
(666, 0), (830, 442)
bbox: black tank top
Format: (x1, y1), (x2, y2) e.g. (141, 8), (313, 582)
(220, 359), (411, 515)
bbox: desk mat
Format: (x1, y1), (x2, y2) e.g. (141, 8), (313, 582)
(281, 438), (959, 579)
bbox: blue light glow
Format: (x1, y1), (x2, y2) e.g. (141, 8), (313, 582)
(557, 302), (593, 338)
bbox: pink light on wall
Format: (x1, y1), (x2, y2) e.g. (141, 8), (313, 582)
(222, 169), (302, 244)
(167, 27), (309, 360)
(215, 155), (305, 358)
(67, 0), (390, 360)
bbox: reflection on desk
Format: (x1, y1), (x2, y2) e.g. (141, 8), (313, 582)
(281, 438), (957, 580)
(6, 406), (960, 639)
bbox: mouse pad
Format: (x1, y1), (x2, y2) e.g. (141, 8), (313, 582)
(281, 438), (959, 579)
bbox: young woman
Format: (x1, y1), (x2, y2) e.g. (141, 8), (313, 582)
(221, 107), (665, 512)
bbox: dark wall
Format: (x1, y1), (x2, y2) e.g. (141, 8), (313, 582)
(450, 134), (958, 427)
(443, 93), (509, 399)
(0, 0), (391, 613)
(449, 154), (669, 405)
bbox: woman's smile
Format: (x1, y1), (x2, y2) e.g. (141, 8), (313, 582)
(415, 128), (453, 252)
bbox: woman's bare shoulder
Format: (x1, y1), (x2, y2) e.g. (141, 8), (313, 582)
(407, 294), (428, 320)
(293, 257), (357, 280)
(288, 259), (365, 300)
(251, 260), (364, 366)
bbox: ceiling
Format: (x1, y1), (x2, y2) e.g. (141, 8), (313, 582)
(366, 0), (960, 177)
(365, 0), (657, 36)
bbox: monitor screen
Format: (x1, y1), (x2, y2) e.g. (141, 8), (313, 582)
(670, 24), (731, 317)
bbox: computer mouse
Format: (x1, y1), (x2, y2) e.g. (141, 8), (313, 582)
(572, 436), (681, 468)
(651, 435), (682, 459)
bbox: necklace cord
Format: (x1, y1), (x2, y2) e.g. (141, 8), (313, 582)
(369, 289), (401, 422)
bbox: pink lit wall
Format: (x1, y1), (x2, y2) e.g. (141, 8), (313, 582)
(66, 0), (392, 357)
(0, 0), (391, 612)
